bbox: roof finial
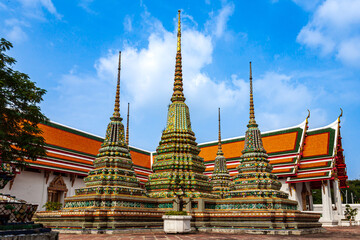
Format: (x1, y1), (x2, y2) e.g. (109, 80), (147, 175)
(126, 103), (130, 146)
(217, 108), (223, 155)
(113, 51), (121, 118)
(248, 61), (257, 127)
(171, 10), (185, 103)
(338, 108), (343, 123)
(306, 109), (310, 124)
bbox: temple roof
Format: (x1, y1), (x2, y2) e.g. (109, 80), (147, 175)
(28, 111), (347, 188)
(25, 121), (152, 183)
(199, 119), (308, 177)
(287, 116), (348, 188)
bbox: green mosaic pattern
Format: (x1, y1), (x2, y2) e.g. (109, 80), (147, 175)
(146, 14), (214, 199)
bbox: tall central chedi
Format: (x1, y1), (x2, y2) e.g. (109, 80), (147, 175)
(146, 11), (214, 199)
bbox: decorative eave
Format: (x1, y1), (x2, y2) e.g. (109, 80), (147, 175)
(287, 111), (348, 187)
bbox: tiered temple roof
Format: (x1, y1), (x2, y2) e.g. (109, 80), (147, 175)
(26, 121), (152, 183)
(200, 119), (307, 178)
(29, 111), (347, 189)
(199, 114), (347, 188)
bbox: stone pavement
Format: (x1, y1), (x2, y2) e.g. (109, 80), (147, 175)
(59, 226), (360, 240)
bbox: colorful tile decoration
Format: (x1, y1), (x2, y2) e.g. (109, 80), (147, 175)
(210, 108), (232, 196)
(34, 11), (323, 233)
(62, 52), (149, 211)
(145, 11), (215, 199)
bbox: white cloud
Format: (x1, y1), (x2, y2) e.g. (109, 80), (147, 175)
(297, 25), (335, 55)
(52, 9), (246, 147)
(4, 18), (29, 43)
(292, 0), (322, 11)
(253, 72), (324, 130)
(297, 0), (360, 66)
(78, 0), (96, 14)
(94, 24), (241, 113)
(0, 2), (8, 10)
(205, 2), (235, 38)
(17, 0), (62, 19)
(337, 37), (360, 67)
(124, 15), (133, 32)
(50, 5), (330, 149)
(6, 26), (28, 43)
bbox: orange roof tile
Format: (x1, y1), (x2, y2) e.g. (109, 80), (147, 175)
(131, 151), (151, 169)
(262, 132), (298, 154)
(302, 133), (330, 158)
(39, 123), (101, 156)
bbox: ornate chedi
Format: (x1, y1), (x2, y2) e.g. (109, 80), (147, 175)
(35, 11), (323, 235)
(210, 108), (232, 196)
(63, 52), (145, 206)
(35, 52), (163, 232)
(199, 62), (322, 232)
(146, 10), (214, 199)
(229, 62), (291, 203)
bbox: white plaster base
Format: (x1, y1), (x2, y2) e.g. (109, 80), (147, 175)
(339, 219), (360, 226)
(163, 215), (192, 233)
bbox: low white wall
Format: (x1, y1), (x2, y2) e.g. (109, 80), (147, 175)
(314, 204), (360, 221)
(0, 170), (85, 211)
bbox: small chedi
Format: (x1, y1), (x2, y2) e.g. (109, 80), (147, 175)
(210, 108), (232, 196)
(35, 52), (164, 232)
(35, 10), (323, 235)
(200, 63), (322, 232)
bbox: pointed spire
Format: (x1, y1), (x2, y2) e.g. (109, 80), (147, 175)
(248, 61), (257, 127)
(217, 108), (223, 155)
(177, 10), (181, 52)
(171, 10), (185, 103)
(126, 102), (130, 146)
(113, 51), (122, 119)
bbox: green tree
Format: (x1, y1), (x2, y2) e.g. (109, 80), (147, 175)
(344, 204), (358, 226)
(0, 38), (47, 170)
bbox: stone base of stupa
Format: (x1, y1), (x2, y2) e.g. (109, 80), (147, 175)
(198, 227), (325, 235)
(35, 196), (323, 235)
(193, 210), (321, 232)
(34, 195), (176, 233)
(34, 208), (164, 233)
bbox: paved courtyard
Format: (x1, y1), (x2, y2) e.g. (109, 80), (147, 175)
(59, 226), (360, 240)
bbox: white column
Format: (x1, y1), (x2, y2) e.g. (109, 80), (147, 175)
(333, 179), (344, 219)
(307, 182), (314, 211)
(321, 180), (333, 221)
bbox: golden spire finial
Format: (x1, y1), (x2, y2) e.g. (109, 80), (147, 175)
(177, 10), (181, 52)
(248, 61), (257, 127)
(126, 102), (130, 146)
(217, 108), (223, 155)
(113, 51), (121, 118)
(171, 10), (185, 103)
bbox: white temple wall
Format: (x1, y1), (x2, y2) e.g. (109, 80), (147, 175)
(279, 179), (304, 210)
(0, 169), (85, 211)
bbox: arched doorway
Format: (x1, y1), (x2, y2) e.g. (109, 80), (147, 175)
(47, 175), (68, 203)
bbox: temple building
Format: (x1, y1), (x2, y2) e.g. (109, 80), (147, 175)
(1, 11), (347, 228)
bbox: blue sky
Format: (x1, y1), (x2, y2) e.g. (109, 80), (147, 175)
(1, 0), (360, 179)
